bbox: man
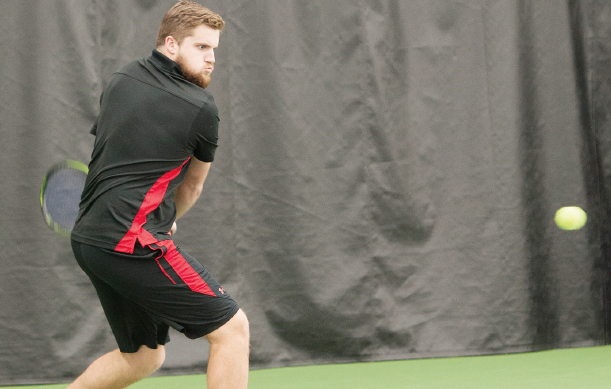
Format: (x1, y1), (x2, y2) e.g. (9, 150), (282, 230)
(68, 2), (249, 388)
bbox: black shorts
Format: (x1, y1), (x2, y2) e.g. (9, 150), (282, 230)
(71, 239), (239, 353)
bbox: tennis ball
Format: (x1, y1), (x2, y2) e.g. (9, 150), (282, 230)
(554, 206), (587, 230)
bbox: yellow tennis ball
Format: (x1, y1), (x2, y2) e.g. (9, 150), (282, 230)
(554, 206), (587, 230)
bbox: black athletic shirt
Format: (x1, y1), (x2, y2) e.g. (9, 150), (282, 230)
(71, 50), (219, 253)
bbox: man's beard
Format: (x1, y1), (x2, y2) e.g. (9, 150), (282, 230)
(175, 54), (211, 89)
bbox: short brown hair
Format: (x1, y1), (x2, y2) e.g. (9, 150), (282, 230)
(156, 1), (224, 47)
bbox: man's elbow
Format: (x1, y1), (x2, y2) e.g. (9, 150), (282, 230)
(177, 182), (203, 201)
(188, 183), (204, 199)
(183, 185), (204, 199)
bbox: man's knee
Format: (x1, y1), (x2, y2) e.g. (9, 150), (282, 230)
(123, 345), (166, 376)
(207, 309), (249, 345)
(234, 309), (250, 340)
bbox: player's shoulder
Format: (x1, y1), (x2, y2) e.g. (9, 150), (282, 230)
(170, 82), (217, 112)
(113, 57), (146, 78)
(193, 95), (220, 126)
(116, 56), (216, 109)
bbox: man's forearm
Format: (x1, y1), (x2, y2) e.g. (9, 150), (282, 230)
(174, 182), (203, 220)
(173, 158), (211, 223)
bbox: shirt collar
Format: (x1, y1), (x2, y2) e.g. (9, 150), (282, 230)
(149, 49), (184, 78)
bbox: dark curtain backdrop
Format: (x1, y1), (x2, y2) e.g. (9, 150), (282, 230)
(1, 0), (610, 385)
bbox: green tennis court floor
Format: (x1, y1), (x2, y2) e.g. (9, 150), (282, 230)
(4, 345), (610, 389)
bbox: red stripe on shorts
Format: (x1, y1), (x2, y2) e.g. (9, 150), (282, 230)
(156, 239), (216, 296)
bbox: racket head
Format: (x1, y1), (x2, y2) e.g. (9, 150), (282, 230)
(40, 160), (88, 237)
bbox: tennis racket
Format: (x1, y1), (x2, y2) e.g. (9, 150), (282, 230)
(40, 160), (88, 237)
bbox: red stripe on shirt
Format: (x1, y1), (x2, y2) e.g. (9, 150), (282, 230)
(114, 158), (190, 254)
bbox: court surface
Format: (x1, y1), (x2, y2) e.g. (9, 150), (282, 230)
(3, 345), (610, 389)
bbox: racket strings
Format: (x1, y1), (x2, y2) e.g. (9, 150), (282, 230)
(42, 167), (87, 233)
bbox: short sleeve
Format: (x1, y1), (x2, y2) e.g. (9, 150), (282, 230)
(190, 104), (219, 162)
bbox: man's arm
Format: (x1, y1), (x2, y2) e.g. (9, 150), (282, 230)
(174, 157), (211, 221)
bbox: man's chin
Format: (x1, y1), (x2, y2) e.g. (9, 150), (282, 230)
(176, 57), (211, 88)
(185, 73), (211, 89)
(200, 75), (211, 89)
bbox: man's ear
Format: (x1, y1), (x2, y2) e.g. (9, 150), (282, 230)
(164, 36), (179, 56)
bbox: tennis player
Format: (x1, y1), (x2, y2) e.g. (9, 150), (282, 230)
(68, 2), (249, 388)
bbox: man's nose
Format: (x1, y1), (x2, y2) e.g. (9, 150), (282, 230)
(205, 50), (215, 64)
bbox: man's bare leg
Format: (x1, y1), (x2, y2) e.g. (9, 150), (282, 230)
(205, 309), (250, 389)
(66, 345), (165, 389)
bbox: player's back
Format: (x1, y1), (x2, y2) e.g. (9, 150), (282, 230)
(72, 50), (219, 251)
